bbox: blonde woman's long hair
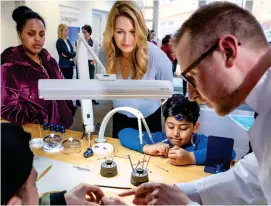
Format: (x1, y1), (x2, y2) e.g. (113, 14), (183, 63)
(58, 24), (68, 39)
(103, 1), (148, 80)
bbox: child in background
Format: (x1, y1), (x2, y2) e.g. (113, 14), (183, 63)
(118, 94), (236, 166)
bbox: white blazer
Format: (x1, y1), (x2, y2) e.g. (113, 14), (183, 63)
(87, 38), (99, 61)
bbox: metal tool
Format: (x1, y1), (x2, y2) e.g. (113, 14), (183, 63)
(36, 165), (52, 181)
(156, 165), (168, 172)
(95, 184), (132, 190)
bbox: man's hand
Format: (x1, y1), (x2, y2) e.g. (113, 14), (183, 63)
(64, 183), (104, 205)
(168, 146), (195, 165)
(119, 182), (192, 205)
(143, 143), (170, 157)
(101, 196), (126, 205)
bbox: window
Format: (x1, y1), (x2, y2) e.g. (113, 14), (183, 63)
(159, 0), (198, 40)
(142, 0), (154, 7)
(135, 0), (154, 29)
(161, 22), (167, 26)
(198, 0), (207, 7)
(146, 21), (153, 30)
(142, 8), (153, 20)
(245, 0), (253, 12)
(168, 21), (174, 26)
(158, 0), (270, 44)
(161, 0), (178, 4)
(161, 0), (170, 4)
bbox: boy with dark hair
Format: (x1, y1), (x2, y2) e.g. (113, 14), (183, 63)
(118, 94), (235, 165)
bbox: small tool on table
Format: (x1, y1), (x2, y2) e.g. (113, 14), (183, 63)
(36, 165), (52, 181)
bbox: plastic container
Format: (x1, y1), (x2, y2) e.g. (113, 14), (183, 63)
(62, 138), (82, 155)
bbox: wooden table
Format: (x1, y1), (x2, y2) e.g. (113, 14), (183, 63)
(23, 123), (210, 204)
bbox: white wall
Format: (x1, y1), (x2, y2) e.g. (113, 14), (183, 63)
(91, 0), (114, 12)
(92, 9), (109, 45)
(1, 1), (19, 52)
(1, 1), (113, 59)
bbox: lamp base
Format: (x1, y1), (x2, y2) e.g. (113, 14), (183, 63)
(92, 143), (114, 158)
(95, 137), (107, 143)
(130, 168), (149, 186)
(100, 160), (118, 177)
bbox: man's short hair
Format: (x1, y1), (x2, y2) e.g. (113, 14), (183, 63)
(173, 2), (268, 53)
(82, 24), (92, 35)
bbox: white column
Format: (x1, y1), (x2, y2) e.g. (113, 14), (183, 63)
(153, 0), (160, 42)
(15, 1), (25, 7)
(243, 0), (248, 9)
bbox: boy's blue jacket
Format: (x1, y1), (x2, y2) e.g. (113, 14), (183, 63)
(118, 128), (236, 165)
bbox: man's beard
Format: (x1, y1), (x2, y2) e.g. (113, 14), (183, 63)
(214, 91), (243, 116)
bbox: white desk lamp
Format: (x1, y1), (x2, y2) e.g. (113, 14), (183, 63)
(76, 33), (105, 141)
(96, 107), (155, 144)
(38, 79), (173, 144)
(38, 33), (173, 143)
(38, 80), (173, 100)
(77, 33), (106, 74)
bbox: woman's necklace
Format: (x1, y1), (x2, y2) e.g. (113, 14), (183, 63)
(123, 56), (130, 69)
(121, 56), (131, 79)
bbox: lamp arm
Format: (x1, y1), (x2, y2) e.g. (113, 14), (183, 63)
(78, 33), (106, 74)
(141, 118), (154, 144)
(96, 107), (153, 144)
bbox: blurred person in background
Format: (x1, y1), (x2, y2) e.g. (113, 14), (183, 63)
(81, 24), (99, 105)
(56, 24), (76, 79)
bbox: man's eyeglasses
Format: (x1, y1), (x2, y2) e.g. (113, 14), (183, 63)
(180, 41), (241, 88)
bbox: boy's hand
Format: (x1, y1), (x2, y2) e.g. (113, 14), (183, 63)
(143, 143), (170, 157)
(168, 146), (195, 165)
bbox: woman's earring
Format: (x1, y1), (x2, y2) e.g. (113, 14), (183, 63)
(19, 35), (23, 42)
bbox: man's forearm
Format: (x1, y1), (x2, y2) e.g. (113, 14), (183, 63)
(176, 153), (265, 205)
(175, 182), (202, 204)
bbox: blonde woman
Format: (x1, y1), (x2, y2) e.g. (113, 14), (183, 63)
(99, 1), (173, 138)
(56, 24), (76, 79)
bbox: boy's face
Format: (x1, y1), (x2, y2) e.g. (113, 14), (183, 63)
(165, 116), (200, 147)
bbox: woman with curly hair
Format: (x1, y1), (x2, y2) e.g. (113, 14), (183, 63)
(99, 1), (173, 138)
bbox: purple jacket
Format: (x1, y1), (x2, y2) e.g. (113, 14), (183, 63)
(1, 45), (76, 128)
